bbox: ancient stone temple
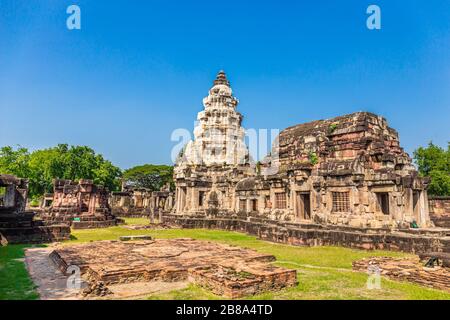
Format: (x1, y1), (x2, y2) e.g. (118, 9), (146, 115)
(41, 179), (121, 229)
(174, 70), (253, 215)
(235, 112), (432, 229)
(110, 183), (174, 219)
(166, 72), (448, 254)
(0, 174), (70, 245)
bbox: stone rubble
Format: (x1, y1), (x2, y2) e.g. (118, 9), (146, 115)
(352, 256), (450, 292)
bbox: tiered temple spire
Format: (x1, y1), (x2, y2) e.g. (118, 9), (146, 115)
(177, 70), (248, 166)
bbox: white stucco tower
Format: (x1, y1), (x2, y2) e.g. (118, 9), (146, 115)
(179, 70), (248, 166)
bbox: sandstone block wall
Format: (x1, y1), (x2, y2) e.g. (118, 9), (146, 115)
(429, 197), (450, 228)
(163, 214), (449, 254)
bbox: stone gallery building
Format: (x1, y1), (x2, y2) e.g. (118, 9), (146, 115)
(172, 71), (432, 230)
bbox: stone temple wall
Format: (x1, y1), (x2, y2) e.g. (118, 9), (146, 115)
(163, 214), (449, 254)
(429, 197), (450, 228)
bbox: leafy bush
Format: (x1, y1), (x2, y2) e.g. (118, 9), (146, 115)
(308, 152), (319, 165)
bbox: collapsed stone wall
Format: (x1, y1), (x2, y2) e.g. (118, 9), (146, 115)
(162, 214), (449, 254)
(429, 197), (450, 228)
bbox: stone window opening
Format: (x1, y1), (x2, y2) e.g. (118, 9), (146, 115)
(332, 191), (350, 212)
(251, 199), (258, 212)
(199, 191), (205, 207)
(376, 193), (390, 215)
(275, 192), (287, 209)
(264, 196), (272, 209)
(239, 199), (247, 212)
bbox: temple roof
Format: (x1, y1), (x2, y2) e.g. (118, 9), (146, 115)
(279, 111), (395, 142)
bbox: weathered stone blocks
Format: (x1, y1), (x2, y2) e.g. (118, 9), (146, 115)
(49, 238), (297, 298)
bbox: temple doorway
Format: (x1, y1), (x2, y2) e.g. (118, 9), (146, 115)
(295, 192), (311, 220)
(376, 192), (390, 215)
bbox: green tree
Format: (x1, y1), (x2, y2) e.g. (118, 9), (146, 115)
(0, 144), (122, 199)
(413, 142), (450, 196)
(0, 146), (31, 179)
(123, 164), (173, 191)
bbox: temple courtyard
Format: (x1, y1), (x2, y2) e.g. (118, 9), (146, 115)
(0, 218), (449, 300)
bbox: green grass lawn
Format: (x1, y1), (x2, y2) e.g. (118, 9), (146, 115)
(1, 217), (449, 300)
(0, 244), (40, 300)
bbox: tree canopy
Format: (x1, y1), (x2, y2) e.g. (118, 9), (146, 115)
(413, 142), (450, 196)
(123, 164), (173, 191)
(0, 144), (122, 199)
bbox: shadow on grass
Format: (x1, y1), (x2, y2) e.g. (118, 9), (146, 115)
(69, 234), (78, 240)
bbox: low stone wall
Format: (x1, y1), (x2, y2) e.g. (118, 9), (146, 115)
(0, 223), (70, 245)
(71, 218), (122, 230)
(111, 208), (150, 218)
(41, 214), (123, 230)
(162, 215), (450, 254)
(429, 197), (450, 228)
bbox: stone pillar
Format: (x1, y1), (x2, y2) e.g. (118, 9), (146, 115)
(191, 187), (197, 211)
(4, 185), (16, 208)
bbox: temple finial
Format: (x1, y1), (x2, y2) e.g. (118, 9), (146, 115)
(213, 70), (230, 86)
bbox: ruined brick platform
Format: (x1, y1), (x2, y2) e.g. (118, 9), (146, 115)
(49, 239), (297, 298)
(352, 257), (450, 292)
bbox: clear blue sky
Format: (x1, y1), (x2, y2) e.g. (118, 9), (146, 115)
(0, 0), (449, 169)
